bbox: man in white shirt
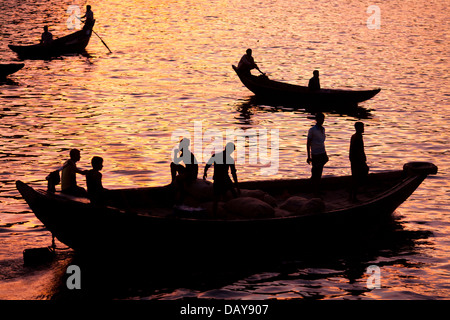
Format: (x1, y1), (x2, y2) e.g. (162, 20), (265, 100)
(306, 112), (329, 195)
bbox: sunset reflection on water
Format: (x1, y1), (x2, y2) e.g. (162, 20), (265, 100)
(0, 0), (448, 300)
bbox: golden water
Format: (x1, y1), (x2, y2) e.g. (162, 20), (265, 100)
(0, 0), (448, 299)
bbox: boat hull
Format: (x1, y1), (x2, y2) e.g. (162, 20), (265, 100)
(233, 65), (381, 107)
(16, 162), (437, 260)
(0, 63), (24, 78)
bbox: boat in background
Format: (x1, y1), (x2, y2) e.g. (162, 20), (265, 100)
(0, 63), (24, 79)
(9, 24), (94, 59)
(16, 162), (437, 260)
(233, 65), (381, 107)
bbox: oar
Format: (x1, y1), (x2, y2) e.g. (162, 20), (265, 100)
(91, 29), (112, 53)
(76, 16), (112, 53)
(256, 66), (266, 76)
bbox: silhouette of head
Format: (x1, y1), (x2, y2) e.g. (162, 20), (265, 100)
(313, 70), (319, 77)
(225, 142), (235, 154)
(87, 5), (91, 10)
(179, 138), (190, 151)
(44, 26), (48, 32)
(91, 156), (103, 170)
(70, 149), (81, 162)
(315, 112), (325, 126)
(355, 121), (364, 133)
(246, 48), (252, 56)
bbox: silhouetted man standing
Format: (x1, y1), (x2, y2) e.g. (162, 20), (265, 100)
(307, 112), (328, 195)
(349, 122), (369, 201)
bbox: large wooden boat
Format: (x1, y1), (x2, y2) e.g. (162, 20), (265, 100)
(233, 65), (381, 107)
(16, 162), (437, 260)
(0, 63), (24, 78)
(8, 25), (94, 59)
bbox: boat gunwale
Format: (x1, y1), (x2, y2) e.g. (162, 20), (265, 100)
(16, 168), (422, 224)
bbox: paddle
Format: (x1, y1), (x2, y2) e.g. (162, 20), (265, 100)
(256, 66), (267, 77)
(76, 16), (112, 53)
(91, 28), (112, 53)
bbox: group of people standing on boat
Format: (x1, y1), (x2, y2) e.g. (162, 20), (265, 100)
(170, 139), (239, 214)
(307, 112), (369, 201)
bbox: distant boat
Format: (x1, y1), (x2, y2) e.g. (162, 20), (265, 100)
(232, 65), (381, 107)
(9, 25), (94, 59)
(0, 63), (24, 78)
(16, 162), (437, 259)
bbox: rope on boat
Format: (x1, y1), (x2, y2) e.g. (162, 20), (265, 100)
(51, 234), (71, 251)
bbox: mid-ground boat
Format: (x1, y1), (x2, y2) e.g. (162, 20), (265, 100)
(16, 162), (437, 260)
(8, 25), (94, 59)
(0, 63), (24, 78)
(232, 65), (381, 107)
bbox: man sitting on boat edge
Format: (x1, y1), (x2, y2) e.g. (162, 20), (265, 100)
(86, 156), (108, 204)
(171, 138), (199, 204)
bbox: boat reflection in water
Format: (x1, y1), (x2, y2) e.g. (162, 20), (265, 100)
(235, 95), (374, 120)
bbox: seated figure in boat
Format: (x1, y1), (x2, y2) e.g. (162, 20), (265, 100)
(308, 70), (321, 91)
(81, 5), (95, 31)
(237, 48), (259, 76)
(203, 142), (240, 215)
(61, 149), (88, 197)
(171, 138), (198, 203)
(86, 156), (108, 204)
(349, 122), (369, 201)
(40, 26), (53, 45)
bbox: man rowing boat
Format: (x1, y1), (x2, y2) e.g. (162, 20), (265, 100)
(237, 48), (260, 76)
(81, 5), (95, 31)
(308, 70), (321, 91)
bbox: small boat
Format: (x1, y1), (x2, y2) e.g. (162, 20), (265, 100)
(233, 65), (381, 106)
(9, 25), (94, 59)
(16, 162), (437, 259)
(0, 63), (24, 78)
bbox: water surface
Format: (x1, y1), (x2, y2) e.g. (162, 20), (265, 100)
(0, 0), (448, 300)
